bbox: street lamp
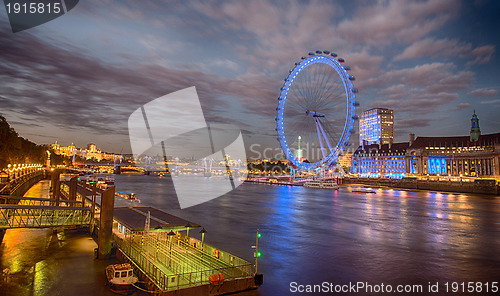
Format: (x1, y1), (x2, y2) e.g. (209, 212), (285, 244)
(167, 230), (176, 267)
(199, 228), (207, 257)
(185, 222), (193, 251)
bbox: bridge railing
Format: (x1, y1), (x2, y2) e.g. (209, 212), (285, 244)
(0, 204), (91, 229)
(0, 195), (87, 208)
(0, 170), (45, 196)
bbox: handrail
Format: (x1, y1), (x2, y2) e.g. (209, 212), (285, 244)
(113, 231), (252, 291)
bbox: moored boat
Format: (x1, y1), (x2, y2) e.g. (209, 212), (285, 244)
(91, 174), (115, 190)
(116, 191), (140, 203)
(351, 188), (376, 194)
(303, 180), (339, 190)
(105, 263), (138, 294)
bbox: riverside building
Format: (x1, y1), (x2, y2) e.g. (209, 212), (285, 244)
(352, 111), (500, 180)
(359, 108), (394, 146)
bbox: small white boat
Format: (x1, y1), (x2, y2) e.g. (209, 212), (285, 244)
(105, 263), (138, 294)
(352, 188), (376, 194)
(303, 180), (339, 190)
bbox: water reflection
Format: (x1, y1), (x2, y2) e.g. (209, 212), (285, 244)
(114, 175), (500, 295)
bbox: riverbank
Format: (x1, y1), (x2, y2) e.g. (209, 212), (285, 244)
(246, 176), (499, 195)
(341, 177), (499, 195)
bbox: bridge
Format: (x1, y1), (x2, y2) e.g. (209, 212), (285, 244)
(0, 169), (93, 231)
(0, 203), (90, 229)
(71, 158), (247, 176)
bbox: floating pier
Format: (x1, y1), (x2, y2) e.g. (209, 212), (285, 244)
(111, 206), (260, 295)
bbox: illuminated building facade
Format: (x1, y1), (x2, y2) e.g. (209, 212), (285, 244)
(351, 142), (409, 178)
(50, 141), (76, 157)
(352, 112), (500, 179)
(407, 133), (500, 178)
(50, 141), (120, 162)
(84, 143), (117, 161)
(359, 108), (394, 145)
(337, 151), (354, 169)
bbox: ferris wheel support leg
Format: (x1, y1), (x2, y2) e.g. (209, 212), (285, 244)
(317, 120), (333, 153)
(315, 119), (326, 159)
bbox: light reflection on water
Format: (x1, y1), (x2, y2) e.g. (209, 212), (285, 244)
(112, 174), (500, 295)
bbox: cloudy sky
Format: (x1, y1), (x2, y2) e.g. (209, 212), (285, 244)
(1, 0), (499, 155)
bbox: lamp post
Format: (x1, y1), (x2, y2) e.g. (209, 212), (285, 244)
(154, 225), (162, 259)
(185, 222), (193, 251)
(252, 229), (262, 275)
(167, 230), (176, 267)
(199, 228), (207, 257)
(46, 151), (51, 170)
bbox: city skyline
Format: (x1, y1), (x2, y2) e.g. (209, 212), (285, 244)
(1, 0), (499, 154)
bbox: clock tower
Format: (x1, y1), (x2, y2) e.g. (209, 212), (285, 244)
(470, 110), (481, 142)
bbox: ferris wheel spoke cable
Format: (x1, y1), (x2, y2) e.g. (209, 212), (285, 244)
(315, 65), (335, 105)
(314, 65), (331, 102)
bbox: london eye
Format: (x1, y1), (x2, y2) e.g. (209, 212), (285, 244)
(276, 50), (358, 171)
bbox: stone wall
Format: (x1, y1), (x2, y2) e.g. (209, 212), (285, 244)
(342, 177), (499, 195)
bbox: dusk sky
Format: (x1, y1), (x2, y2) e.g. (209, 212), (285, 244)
(1, 0), (499, 155)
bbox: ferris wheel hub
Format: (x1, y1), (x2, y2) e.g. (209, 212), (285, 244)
(305, 110), (325, 117)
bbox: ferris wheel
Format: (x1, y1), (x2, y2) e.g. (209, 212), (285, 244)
(276, 50), (359, 171)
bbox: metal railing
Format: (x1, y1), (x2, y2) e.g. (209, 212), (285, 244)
(0, 170), (45, 196)
(0, 204), (91, 229)
(60, 183), (95, 208)
(0, 196), (85, 207)
(113, 231), (253, 291)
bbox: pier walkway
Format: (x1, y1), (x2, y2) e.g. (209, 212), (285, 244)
(0, 180), (91, 229)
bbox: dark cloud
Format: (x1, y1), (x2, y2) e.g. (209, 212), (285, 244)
(1, 0), (499, 151)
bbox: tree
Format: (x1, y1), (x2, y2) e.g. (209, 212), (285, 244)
(0, 115), (51, 169)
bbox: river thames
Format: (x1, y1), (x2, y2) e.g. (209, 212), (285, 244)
(112, 173), (500, 295)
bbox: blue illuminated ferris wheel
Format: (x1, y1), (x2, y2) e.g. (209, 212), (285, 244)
(276, 50), (359, 171)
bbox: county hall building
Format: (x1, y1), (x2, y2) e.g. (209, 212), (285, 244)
(352, 111), (500, 179)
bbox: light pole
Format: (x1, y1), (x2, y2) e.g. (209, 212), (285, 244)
(199, 228), (207, 257)
(185, 222), (193, 251)
(46, 150), (51, 169)
(167, 230), (176, 267)
(252, 229), (262, 275)
(154, 225), (162, 259)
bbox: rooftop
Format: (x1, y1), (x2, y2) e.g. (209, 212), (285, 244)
(354, 142), (409, 155)
(410, 132), (500, 148)
(113, 206), (200, 232)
